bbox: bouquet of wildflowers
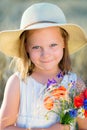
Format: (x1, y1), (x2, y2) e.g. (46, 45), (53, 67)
(43, 78), (87, 126)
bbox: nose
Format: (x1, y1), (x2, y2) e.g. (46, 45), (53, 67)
(41, 48), (51, 58)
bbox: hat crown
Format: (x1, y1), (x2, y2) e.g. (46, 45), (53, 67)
(20, 3), (66, 29)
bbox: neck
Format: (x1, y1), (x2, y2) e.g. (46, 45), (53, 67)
(34, 67), (60, 77)
(31, 67), (62, 85)
(31, 67), (63, 85)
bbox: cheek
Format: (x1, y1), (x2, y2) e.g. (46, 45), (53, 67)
(55, 48), (64, 57)
(54, 49), (64, 62)
(29, 52), (39, 62)
(27, 47), (38, 59)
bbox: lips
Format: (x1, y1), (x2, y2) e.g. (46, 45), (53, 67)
(41, 60), (54, 63)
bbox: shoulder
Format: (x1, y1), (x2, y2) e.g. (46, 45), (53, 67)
(0, 73), (20, 110)
(7, 72), (20, 83)
(3, 73), (20, 102)
(5, 73), (20, 92)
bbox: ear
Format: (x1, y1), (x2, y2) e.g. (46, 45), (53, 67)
(63, 45), (65, 48)
(62, 42), (65, 48)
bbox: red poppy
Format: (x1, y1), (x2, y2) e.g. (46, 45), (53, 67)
(51, 88), (60, 99)
(51, 86), (67, 99)
(83, 89), (87, 99)
(74, 96), (83, 108)
(79, 92), (85, 100)
(84, 110), (87, 117)
(58, 86), (66, 91)
(44, 96), (54, 110)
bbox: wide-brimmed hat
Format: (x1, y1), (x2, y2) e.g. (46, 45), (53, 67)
(0, 2), (87, 57)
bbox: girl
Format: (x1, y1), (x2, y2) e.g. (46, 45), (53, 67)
(0, 2), (87, 130)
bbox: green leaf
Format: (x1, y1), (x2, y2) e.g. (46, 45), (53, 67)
(60, 112), (75, 124)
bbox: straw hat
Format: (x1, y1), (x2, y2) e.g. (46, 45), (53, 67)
(0, 2), (87, 57)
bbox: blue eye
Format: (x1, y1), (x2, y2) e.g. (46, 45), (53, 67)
(50, 43), (58, 47)
(32, 46), (40, 49)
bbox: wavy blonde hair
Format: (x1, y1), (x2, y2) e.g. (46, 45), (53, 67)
(12, 27), (71, 80)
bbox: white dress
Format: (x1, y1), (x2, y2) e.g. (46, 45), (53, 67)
(15, 72), (77, 129)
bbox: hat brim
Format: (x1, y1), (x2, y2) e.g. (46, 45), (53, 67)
(0, 23), (87, 57)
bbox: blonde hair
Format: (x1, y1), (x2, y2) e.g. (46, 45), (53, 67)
(59, 27), (71, 74)
(11, 31), (34, 80)
(12, 27), (71, 80)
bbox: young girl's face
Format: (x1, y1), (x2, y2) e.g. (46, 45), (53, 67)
(26, 27), (64, 72)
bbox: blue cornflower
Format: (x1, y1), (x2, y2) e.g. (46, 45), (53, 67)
(69, 109), (77, 118)
(47, 79), (57, 88)
(56, 71), (63, 78)
(84, 99), (87, 110)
